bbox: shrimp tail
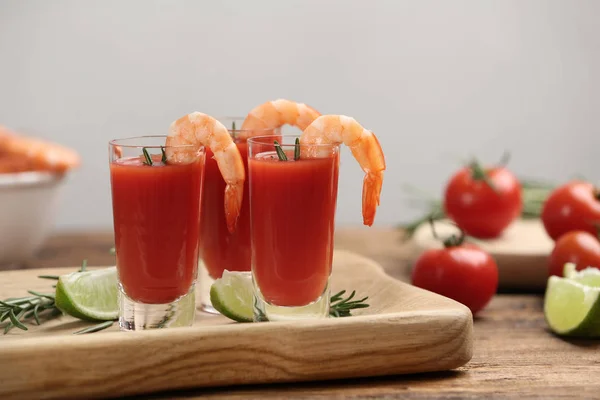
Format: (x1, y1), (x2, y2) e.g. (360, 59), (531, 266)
(224, 183), (243, 233)
(362, 170), (383, 226)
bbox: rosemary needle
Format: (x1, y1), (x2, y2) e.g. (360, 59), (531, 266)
(27, 290), (55, 300)
(8, 309), (27, 331)
(73, 321), (114, 335)
(294, 137), (301, 161)
(38, 275), (60, 280)
(142, 147), (153, 166)
(274, 140), (288, 161)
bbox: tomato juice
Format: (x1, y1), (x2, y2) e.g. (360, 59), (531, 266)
(199, 141), (251, 279)
(110, 154), (204, 304)
(249, 150), (340, 307)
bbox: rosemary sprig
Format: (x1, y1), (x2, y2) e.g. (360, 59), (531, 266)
(142, 147), (153, 166)
(294, 137), (300, 161)
(0, 291), (60, 334)
(160, 146), (167, 163)
(253, 290), (369, 321)
(330, 290), (369, 318)
(399, 179), (556, 238)
(274, 140), (288, 161)
(1, 254), (117, 335)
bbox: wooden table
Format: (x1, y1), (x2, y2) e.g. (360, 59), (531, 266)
(7, 228), (600, 399)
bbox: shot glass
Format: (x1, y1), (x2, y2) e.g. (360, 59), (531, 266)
(247, 135), (340, 321)
(197, 117), (279, 313)
(109, 136), (205, 330)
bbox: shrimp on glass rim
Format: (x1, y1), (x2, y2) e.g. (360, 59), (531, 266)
(300, 115), (385, 226)
(241, 99), (321, 139)
(165, 112), (245, 233)
(0, 126), (80, 173)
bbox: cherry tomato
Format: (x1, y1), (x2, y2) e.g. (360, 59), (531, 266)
(443, 162), (522, 239)
(541, 181), (600, 241)
(548, 230), (600, 277)
(411, 235), (498, 315)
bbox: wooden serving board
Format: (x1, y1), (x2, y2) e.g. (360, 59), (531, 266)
(0, 250), (473, 400)
(411, 219), (554, 290)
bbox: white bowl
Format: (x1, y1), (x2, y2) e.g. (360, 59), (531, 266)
(0, 171), (66, 266)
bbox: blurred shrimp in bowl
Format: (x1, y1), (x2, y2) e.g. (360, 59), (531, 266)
(0, 125), (80, 266)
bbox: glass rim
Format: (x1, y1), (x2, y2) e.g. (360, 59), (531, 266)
(228, 129), (281, 139)
(248, 134), (340, 148)
(108, 135), (198, 149)
(215, 116), (279, 134)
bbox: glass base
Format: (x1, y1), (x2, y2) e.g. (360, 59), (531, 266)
(119, 284), (196, 331)
(253, 282), (330, 322)
(198, 262), (220, 314)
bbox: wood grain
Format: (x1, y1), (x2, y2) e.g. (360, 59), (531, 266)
(3, 228), (600, 400)
(0, 250), (472, 400)
(168, 294), (600, 400)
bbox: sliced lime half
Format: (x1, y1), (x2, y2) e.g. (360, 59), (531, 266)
(55, 267), (119, 321)
(544, 274), (600, 338)
(210, 270), (254, 323)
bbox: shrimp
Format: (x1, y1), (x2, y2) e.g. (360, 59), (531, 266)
(0, 126), (80, 173)
(165, 112), (245, 233)
(240, 99), (321, 138)
(300, 115), (385, 227)
(0, 153), (37, 173)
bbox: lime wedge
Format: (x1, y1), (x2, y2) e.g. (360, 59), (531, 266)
(210, 270), (254, 322)
(544, 274), (600, 338)
(55, 267), (119, 321)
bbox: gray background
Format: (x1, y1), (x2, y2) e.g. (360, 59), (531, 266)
(1, 0), (598, 231)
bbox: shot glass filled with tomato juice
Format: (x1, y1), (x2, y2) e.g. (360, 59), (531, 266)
(248, 135), (340, 321)
(198, 117), (279, 313)
(109, 136), (205, 331)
